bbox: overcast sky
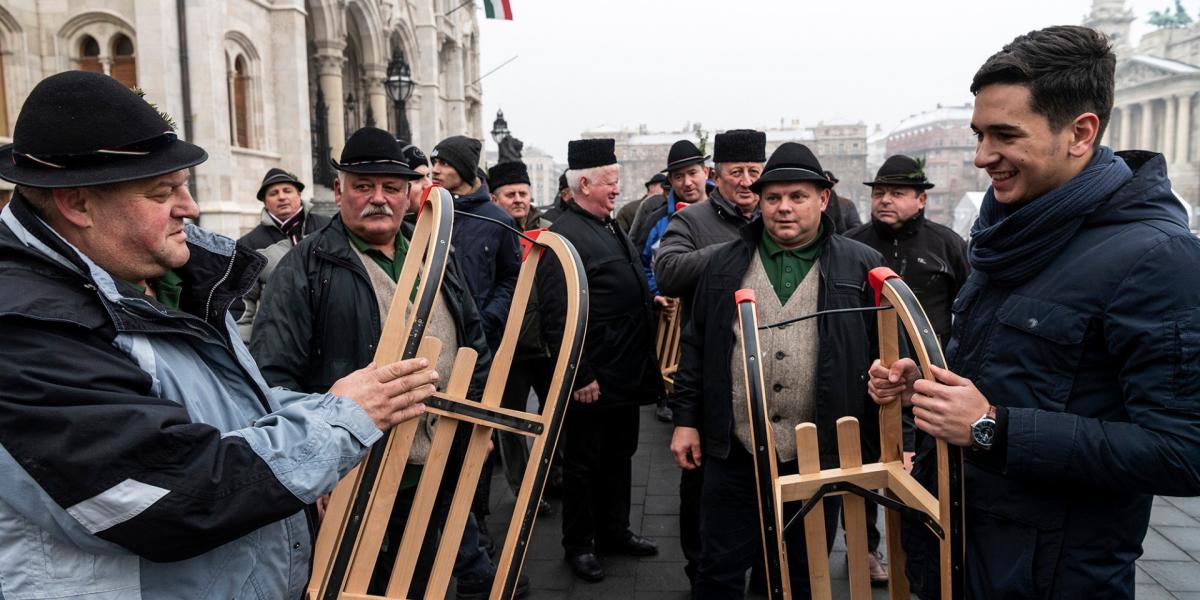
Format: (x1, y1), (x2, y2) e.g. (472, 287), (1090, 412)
(477, 0), (1175, 163)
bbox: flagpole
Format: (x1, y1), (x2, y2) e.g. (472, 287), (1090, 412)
(446, 0), (474, 16)
(472, 54), (519, 85)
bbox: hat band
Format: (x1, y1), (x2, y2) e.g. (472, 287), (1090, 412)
(12, 131), (177, 170)
(876, 174), (926, 183)
(766, 166), (827, 179)
(338, 158), (411, 168)
(665, 155), (705, 171)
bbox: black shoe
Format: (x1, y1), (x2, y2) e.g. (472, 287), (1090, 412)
(456, 571), (530, 599)
(655, 403), (674, 423)
(597, 532), (658, 557)
(565, 552), (605, 582)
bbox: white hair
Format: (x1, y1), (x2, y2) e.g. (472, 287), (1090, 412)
(566, 164), (620, 195)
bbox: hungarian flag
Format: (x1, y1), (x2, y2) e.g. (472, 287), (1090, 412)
(483, 0), (513, 20)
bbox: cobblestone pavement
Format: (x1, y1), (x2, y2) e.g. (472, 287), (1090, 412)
(483, 405), (1200, 599)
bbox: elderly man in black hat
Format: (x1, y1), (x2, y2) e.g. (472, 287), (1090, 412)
(489, 161), (551, 230)
(0, 72), (435, 599)
(431, 135), (521, 350)
(537, 138), (664, 582)
(616, 172), (668, 233)
(251, 127), (522, 598)
(238, 168), (330, 251)
(653, 128), (765, 587)
(673, 142), (883, 598)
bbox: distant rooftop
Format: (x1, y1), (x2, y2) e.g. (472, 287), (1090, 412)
(890, 104), (975, 135)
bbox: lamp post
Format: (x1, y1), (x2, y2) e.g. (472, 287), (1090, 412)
(385, 48), (415, 142)
(491, 109), (510, 146)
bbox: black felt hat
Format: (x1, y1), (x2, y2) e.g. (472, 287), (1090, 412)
(662, 139), (708, 173)
(488, 161), (530, 191)
(0, 71), (207, 188)
(568, 139), (617, 170)
(823, 170), (839, 184)
(749, 142), (831, 194)
(256, 168), (305, 201)
(558, 171), (569, 191)
(644, 172), (668, 187)
(713, 129), (766, 163)
(432, 136), (483, 185)
(863, 155), (935, 190)
(331, 127), (420, 179)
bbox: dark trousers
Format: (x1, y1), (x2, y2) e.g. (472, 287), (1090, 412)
(497, 357), (557, 493)
(561, 401), (640, 555)
(680, 463), (704, 583)
(696, 443), (842, 600)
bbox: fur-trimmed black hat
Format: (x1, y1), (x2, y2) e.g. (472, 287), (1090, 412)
(568, 139), (617, 170)
(644, 172), (668, 188)
(431, 136), (483, 185)
(750, 142), (831, 194)
(713, 129), (766, 164)
(256, 168), (304, 201)
(863, 155), (935, 190)
(663, 139), (708, 173)
(331, 127), (420, 178)
(0, 71), (207, 188)
(488, 161), (530, 191)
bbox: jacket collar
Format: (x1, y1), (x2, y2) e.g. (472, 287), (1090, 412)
(709, 188), (757, 223)
(870, 210), (925, 240)
(564, 198), (613, 224)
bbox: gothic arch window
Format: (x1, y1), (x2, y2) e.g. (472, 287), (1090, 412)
(224, 32), (262, 149)
(110, 33), (136, 88)
(78, 35), (102, 73)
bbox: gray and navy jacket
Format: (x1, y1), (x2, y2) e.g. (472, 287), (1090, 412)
(0, 194), (380, 599)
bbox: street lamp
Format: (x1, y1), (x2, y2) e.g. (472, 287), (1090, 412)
(490, 109), (510, 146)
(385, 47), (414, 141)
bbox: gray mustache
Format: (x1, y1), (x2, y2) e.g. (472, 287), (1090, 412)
(361, 204), (394, 218)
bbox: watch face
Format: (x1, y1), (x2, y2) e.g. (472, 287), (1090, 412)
(972, 420), (996, 448)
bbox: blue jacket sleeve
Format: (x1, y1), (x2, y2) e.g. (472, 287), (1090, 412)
(1002, 235), (1200, 496)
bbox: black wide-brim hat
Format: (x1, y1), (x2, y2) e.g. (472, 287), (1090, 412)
(749, 142), (832, 194)
(331, 127), (420, 179)
(863, 155), (934, 190)
(256, 167), (305, 200)
(0, 71), (207, 188)
(662, 139), (708, 173)
(644, 172), (668, 187)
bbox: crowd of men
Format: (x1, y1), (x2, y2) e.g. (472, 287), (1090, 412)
(0, 23), (1197, 600)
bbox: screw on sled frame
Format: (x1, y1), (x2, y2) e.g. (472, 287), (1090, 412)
(307, 186), (590, 600)
(735, 266), (965, 599)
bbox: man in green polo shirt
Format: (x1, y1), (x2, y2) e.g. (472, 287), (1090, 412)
(671, 142), (883, 598)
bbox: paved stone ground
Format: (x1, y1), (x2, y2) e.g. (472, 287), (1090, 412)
(482, 405), (1200, 599)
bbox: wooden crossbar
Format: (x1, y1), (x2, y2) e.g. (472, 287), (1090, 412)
(735, 265), (965, 599)
(308, 192), (589, 600)
(655, 299), (682, 390)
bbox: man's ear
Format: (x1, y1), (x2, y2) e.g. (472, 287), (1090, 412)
(819, 188), (831, 211)
(332, 176), (343, 208)
(52, 187), (93, 228)
(1068, 112), (1101, 158)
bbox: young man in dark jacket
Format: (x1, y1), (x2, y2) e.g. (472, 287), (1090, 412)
(671, 142), (883, 599)
(537, 138), (664, 583)
(237, 168), (330, 251)
(870, 26), (1200, 599)
(251, 128), (525, 599)
(431, 135), (522, 350)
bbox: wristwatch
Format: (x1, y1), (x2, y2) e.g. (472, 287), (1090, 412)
(970, 405), (998, 450)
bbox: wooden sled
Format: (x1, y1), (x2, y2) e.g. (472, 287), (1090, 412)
(655, 298), (683, 391)
(734, 266), (965, 599)
(307, 187), (589, 600)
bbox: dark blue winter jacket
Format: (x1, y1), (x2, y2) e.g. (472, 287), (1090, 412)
(451, 183), (521, 348)
(906, 151), (1200, 599)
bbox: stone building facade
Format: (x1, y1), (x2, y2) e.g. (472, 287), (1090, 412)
(0, 1), (482, 237)
(581, 121), (868, 216)
(885, 104), (991, 225)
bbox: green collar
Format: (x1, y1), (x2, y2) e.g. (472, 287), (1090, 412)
(759, 225), (824, 259)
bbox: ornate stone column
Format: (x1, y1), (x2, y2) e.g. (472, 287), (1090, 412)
(1177, 93), (1192, 163)
(1165, 96), (1178, 163)
(1118, 105), (1133, 151)
(363, 64), (389, 132)
(1140, 100), (1156, 150)
(314, 41), (347, 160)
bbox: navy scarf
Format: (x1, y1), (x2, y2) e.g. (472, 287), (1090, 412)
(968, 146), (1132, 287)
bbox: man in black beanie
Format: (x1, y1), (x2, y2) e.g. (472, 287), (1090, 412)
(538, 138), (663, 583)
(431, 135), (521, 350)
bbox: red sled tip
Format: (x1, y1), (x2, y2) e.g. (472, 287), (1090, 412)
(868, 267), (900, 306)
(734, 289), (756, 304)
